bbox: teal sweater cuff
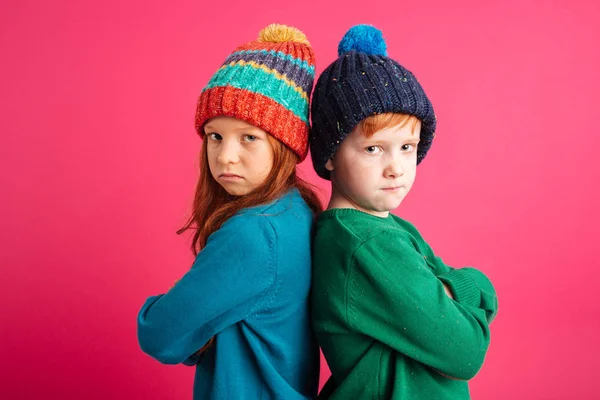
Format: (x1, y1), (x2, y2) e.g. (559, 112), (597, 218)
(438, 268), (481, 308)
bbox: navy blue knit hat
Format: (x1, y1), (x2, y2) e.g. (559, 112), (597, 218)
(310, 25), (437, 180)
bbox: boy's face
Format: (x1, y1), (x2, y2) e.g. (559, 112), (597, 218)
(325, 121), (421, 217)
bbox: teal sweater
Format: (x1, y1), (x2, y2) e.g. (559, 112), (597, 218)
(138, 189), (319, 400)
(311, 209), (498, 399)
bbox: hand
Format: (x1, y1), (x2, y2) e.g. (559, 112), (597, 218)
(443, 282), (454, 300)
(434, 368), (464, 381)
(194, 337), (215, 356)
(168, 279), (180, 291)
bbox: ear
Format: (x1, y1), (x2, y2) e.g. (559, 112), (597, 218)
(325, 158), (334, 172)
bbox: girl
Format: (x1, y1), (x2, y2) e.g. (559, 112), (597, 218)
(137, 24), (321, 400)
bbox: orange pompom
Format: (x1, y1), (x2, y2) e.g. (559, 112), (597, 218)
(258, 24), (310, 45)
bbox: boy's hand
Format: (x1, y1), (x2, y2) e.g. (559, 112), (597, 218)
(435, 369), (464, 381)
(443, 282), (454, 299)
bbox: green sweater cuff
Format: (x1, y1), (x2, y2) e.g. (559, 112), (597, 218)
(438, 269), (481, 308)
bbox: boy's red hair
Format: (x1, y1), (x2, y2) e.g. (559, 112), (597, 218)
(358, 113), (421, 138)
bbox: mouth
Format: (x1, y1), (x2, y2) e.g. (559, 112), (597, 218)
(381, 186), (402, 192)
(219, 173), (243, 180)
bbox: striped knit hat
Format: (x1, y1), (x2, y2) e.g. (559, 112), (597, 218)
(195, 24), (315, 161)
(310, 25), (436, 179)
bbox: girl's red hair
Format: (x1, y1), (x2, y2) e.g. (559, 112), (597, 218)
(179, 135), (322, 254)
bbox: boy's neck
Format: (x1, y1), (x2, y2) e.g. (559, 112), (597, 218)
(327, 186), (389, 218)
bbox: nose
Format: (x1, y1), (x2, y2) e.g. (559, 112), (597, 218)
(383, 155), (403, 178)
(216, 140), (240, 165)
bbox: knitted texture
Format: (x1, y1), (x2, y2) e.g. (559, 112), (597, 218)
(310, 24), (436, 179)
(195, 24), (315, 161)
(311, 209), (498, 398)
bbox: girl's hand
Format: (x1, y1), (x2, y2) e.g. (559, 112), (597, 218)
(168, 279), (180, 291)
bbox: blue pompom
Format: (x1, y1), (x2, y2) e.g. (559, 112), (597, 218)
(337, 24), (387, 57)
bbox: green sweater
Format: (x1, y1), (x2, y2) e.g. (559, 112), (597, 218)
(311, 209), (498, 400)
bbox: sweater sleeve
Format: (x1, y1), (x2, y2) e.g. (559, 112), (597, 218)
(347, 231), (492, 380)
(438, 267), (498, 324)
(137, 212), (277, 365)
(418, 237), (499, 324)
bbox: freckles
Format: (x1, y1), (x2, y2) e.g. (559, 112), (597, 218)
(362, 157), (379, 166)
(347, 152), (375, 168)
(343, 158), (369, 173)
(355, 163), (371, 173)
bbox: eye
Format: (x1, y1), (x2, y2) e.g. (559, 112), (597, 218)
(207, 133), (222, 141)
(365, 145), (382, 154)
(243, 134), (258, 142)
(402, 144), (416, 152)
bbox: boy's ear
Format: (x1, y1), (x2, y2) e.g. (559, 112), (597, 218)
(325, 159), (334, 172)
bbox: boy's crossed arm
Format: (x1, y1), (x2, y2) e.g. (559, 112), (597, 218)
(438, 266), (498, 324)
(347, 231), (496, 381)
(419, 240), (499, 324)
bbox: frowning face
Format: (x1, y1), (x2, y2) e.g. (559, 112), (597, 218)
(326, 121), (421, 217)
(204, 116), (274, 196)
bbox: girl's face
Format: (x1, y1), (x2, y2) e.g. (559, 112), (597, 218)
(204, 116), (274, 196)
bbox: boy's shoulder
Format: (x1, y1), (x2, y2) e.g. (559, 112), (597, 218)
(315, 208), (418, 250)
(388, 213), (423, 237)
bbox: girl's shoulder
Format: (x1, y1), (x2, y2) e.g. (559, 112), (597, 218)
(236, 188), (312, 221)
(211, 190), (311, 245)
(203, 189), (311, 261)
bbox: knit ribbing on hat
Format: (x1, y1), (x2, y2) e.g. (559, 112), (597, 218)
(195, 24), (316, 161)
(310, 25), (436, 179)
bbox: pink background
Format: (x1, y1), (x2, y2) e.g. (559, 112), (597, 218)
(2, 0), (599, 398)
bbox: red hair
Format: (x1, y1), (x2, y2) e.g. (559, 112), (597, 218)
(177, 134), (323, 354)
(358, 112), (421, 138)
(179, 135), (322, 253)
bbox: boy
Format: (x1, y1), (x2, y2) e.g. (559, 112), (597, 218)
(309, 25), (498, 399)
